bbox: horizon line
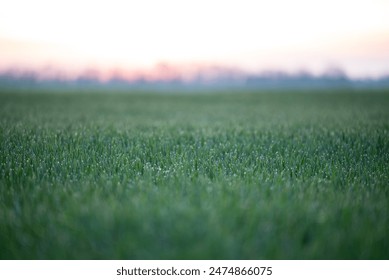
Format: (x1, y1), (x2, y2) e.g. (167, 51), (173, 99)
(1, 63), (389, 84)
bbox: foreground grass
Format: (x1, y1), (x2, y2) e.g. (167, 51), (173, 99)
(0, 89), (388, 259)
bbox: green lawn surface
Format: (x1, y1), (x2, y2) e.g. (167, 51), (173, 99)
(0, 89), (388, 259)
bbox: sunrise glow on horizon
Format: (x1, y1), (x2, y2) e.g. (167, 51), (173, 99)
(1, 0), (389, 79)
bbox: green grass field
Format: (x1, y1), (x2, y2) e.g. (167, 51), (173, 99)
(0, 89), (388, 259)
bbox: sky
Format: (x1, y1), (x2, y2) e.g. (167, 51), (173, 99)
(1, 0), (389, 80)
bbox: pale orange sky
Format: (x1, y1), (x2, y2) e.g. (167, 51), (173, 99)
(1, 0), (389, 79)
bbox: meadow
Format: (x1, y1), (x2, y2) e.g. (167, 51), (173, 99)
(0, 88), (388, 259)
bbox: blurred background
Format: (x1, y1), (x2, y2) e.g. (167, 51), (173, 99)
(1, 0), (389, 89)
